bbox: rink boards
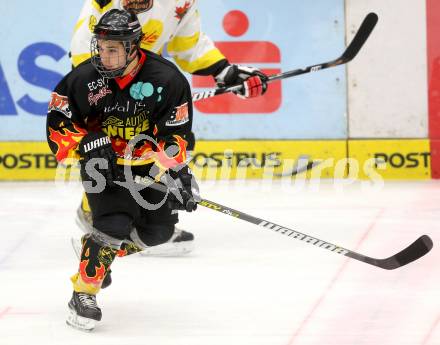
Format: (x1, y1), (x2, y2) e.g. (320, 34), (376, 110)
(1, 1), (440, 180)
(0, 140), (432, 181)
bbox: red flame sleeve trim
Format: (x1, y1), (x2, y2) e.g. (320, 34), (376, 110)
(48, 123), (87, 161)
(156, 135), (188, 169)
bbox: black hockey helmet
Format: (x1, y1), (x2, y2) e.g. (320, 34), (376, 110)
(91, 9), (143, 78)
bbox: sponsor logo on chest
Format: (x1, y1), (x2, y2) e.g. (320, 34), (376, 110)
(88, 87), (112, 106)
(102, 111), (150, 140)
(104, 100), (147, 114)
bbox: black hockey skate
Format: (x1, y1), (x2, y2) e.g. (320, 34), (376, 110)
(66, 291), (102, 331)
(139, 227), (195, 256)
(75, 205), (195, 257)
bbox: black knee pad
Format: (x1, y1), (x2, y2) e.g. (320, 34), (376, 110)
(132, 223), (175, 247)
(93, 213), (133, 240)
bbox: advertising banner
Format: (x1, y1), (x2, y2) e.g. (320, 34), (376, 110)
(0, 142), (59, 180)
(1, 139), (433, 181)
(349, 139), (431, 180)
(0, 140), (346, 181)
(0, 0), (347, 142)
(190, 140), (347, 179)
(0, 2), (82, 141)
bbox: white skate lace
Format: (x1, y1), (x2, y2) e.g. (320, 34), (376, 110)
(78, 293), (99, 310)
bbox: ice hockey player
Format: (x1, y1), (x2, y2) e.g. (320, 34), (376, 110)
(70, 0), (268, 257)
(47, 9), (199, 331)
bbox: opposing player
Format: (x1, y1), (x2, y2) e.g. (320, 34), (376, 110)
(70, 0), (268, 257)
(47, 9), (199, 330)
(71, 0), (267, 98)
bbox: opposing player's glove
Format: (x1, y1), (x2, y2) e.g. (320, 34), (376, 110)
(165, 165), (200, 212)
(215, 64), (268, 98)
(78, 131), (120, 188)
(122, 0), (153, 14)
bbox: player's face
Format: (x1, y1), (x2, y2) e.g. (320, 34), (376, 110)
(97, 40), (127, 71)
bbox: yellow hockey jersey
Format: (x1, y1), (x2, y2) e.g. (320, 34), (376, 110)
(71, 0), (226, 74)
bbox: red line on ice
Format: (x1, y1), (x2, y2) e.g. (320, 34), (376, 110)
(0, 306), (42, 319)
(0, 307), (12, 319)
(421, 314), (440, 345)
(286, 208), (384, 345)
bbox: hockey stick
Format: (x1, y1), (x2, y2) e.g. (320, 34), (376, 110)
(130, 174), (433, 270)
(192, 12), (379, 102)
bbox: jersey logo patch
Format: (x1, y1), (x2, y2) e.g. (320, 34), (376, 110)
(102, 116), (124, 127)
(48, 92), (72, 118)
(166, 102), (189, 126)
(130, 82), (163, 102)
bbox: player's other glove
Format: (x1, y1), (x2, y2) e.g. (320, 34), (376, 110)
(165, 165), (200, 212)
(78, 131), (120, 188)
(215, 64), (268, 98)
(122, 0), (153, 14)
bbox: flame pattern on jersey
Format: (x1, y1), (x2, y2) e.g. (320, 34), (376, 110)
(47, 48), (193, 173)
(111, 137), (155, 165)
(48, 123), (87, 161)
(156, 135), (188, 170)
(111, 134), (187, 169)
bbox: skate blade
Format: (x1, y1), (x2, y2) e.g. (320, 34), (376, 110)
(66, 307), (97, 332)
(139, 241), (194, 257)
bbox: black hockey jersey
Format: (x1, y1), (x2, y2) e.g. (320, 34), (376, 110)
(46, 49), (193, 170)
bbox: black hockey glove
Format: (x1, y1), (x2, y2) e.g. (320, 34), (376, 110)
(215, 64), (268, 98)
(78, 131), (120, 188)
(165, 165), (200, 212)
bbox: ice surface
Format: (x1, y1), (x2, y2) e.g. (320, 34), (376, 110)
(0, 180), (438, 345)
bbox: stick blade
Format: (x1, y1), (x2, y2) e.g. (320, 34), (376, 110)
(342, 12), (378, 62)
(377, 235), (433, 270)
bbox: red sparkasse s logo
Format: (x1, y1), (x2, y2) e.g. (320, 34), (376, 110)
(192, 10), (282, 114)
